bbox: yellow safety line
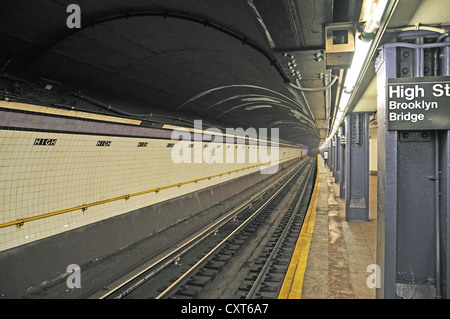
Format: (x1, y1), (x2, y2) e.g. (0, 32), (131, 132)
(0, 155), (301, 230)
(278, 155), (320, 299)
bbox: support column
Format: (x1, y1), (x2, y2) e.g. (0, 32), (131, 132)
(339, 124), (346, 198)
(334, 135), (341, 183)
(344, 112), (370, 221)
(440, 36), (450, 300)
(376, 30), (450, 299)
(330, 135), (335, 174)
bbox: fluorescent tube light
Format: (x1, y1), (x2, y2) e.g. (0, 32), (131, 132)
(320, 0), (391, 149)
(343, 37), (373, 92)
(363, 0), (388, 34)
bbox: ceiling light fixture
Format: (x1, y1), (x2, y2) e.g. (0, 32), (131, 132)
(361, 0), (389, 37)
(320, 0), (392, 149)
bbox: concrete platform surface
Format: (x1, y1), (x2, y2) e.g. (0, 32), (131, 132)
(301, 156), (377, 299)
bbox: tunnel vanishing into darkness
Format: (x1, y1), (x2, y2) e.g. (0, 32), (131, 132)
(0, 0), (449, 300)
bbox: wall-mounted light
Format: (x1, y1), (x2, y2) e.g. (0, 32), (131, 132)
(320, 0), (392, 149)
(323, 36), (370, 145)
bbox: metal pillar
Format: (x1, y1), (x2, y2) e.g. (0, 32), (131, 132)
(441, 128), (450, 299)
(330, 135), (335, 174)
(344, 112), (370, 221)
(339, 124), (346, 198)
(334, 135), (341, 183)
(334, 135), (339, 178)
(440, 35), (450, 300)
(376, 30), (450, 299)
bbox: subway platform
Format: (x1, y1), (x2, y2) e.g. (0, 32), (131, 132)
(280, 155), (377, 299)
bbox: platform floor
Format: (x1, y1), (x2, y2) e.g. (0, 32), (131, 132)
(300, 156), (377, 299)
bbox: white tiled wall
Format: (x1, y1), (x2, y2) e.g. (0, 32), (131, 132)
(0, 129), (302, 251)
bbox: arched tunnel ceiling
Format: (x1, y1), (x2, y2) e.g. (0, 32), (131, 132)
(0, 0), (360, 148)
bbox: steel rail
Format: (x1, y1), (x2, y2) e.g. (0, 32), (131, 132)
(245, 164), (313, 298)
(95, 159), (306, 299)
(154, 162), (307, 299)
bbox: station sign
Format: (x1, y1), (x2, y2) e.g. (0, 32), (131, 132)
(34, 138), (57, 146)
(387, 76), (450, 130)
(96, 140), (111, 146)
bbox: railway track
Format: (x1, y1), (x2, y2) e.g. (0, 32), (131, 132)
(239, 165), (314, 299)
(95, 159), (315, 299)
